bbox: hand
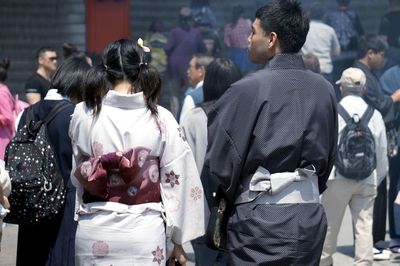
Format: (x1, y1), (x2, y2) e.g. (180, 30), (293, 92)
(168, 244), (187, 266)
(391, 89), (400, 102)
(2, 196), (10, 209)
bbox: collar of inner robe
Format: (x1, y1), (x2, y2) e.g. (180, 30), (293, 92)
(102, 90), (147, 109)
(267, 53), (306, 70)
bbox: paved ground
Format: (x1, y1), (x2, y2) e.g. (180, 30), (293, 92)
(0, 207), (399, 265)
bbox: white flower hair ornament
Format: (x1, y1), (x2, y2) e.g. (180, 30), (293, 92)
(137, 38), (151, 53)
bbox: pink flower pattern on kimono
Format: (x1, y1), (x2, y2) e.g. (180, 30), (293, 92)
(190, 186), (202, 201)
(165, 170), (180, 188)
(152, 246), (164, 265)
(92, 240), (109, 258)
(80, 161), (93, 178)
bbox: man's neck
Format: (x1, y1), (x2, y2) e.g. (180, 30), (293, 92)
(36, 67), (51, 81)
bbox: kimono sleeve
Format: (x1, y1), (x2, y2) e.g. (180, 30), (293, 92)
(68, 103), (94, 220)
(205, 78), (260, 201)
(159, 111), (205, 245)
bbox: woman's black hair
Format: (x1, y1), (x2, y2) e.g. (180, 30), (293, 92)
(0, 58), (10, 83)
(203, 58), (242, 102)
(62, 42), (80, 59)
(84, 39), (161, 116)
(50, 55), (91, 103)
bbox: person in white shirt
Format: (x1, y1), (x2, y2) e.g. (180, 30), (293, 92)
(301, 2), (340, 83)
(179, 54), (213, 123)
(320, 67), (388, 266)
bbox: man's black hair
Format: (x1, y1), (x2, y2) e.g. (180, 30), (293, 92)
(357, 34), (388, 59)
(36, 46), (56, 59)
(255, 0), (310, 53)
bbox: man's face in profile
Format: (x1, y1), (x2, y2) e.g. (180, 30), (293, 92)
(39, 51), (58, 73)
(248, 18), (270, 64)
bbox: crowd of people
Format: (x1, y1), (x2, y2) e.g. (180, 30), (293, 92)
(0, 0), (399, 265)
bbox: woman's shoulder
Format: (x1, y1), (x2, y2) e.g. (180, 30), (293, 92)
(71, 102), (94, 121)
(69, 102), (93, 136)
(157, 105), (177, 123)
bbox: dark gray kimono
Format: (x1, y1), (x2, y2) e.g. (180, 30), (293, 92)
(205, 54), (338, 265)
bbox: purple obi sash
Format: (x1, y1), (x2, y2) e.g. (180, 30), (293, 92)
(75, 147), (161, 205)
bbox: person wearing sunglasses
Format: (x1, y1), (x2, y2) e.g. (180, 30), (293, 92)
(25, 46), (58, 105)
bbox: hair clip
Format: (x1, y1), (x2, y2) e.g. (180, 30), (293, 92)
(137, 38), (151, 53)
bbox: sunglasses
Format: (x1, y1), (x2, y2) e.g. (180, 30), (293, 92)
(48, 57), (58, 61)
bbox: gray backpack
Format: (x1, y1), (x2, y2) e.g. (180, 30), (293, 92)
(335, 104), (376, 180)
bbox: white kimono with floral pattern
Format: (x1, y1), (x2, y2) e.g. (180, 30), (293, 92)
(69, 90), (205, 265)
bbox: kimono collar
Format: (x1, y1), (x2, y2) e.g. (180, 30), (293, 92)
(102, 90), (147, 109)
(267, 53), (305, 70)
(44, 89), (69, 100)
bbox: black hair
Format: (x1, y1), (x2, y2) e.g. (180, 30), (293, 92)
(309, 2), (324, 20)
(255, 0), (310, 53)
(203, 58), (242, 102)
(50, 56), (91, 103)
(84, 39), (161, 116)
(36, 46), (56, 60)
(62, 42), (80, 59)
(231, 5), (245, 26)
(0, 58), (10, 83)
(357, 34), (388, 59)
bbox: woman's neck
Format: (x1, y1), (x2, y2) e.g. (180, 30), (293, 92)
(113, 80), (134, 94)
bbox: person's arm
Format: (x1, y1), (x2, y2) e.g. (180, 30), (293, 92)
(362, 72), (393, 117)
(224, 25), (232, 47)
(0, 89), (14, 130)
(164, 30), (177, 56)
(205, 79), (259, 201)
(179, 96), (195, 123)
(25, 92), (41, 105)
(391, 89), (400, 103)
(331, 30), (341, 56)
(374, 112), (388, 184)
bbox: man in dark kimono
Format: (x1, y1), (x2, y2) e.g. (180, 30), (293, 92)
(204, 0), (338, 265)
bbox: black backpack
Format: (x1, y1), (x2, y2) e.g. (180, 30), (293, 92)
(4, 101), (71, 225)
(335, 104), (376, 180)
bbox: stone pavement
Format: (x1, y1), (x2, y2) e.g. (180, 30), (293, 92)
(0, 206), (399, 265)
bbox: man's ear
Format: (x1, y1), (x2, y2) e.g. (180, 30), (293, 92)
(38, 56), (45, 66)
(267, 32), (278, 49)
(199, 66), (206, 78)
(366, 49), (374, 59)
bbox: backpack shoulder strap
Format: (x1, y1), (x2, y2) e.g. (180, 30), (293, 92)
(337, 103), (352, 124)
(26, 106), (35, 126)
(43, 101), (72, 125)
(360, 105), (374, 126)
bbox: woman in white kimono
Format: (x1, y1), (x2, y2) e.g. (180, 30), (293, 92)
(69, 39), (205, 265)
